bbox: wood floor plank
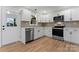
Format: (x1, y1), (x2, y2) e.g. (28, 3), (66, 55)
(0, 37), (79, 52)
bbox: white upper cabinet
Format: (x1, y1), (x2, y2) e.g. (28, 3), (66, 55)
(21, 9), (32, 21)
(58, 11), (64, 15)
(37, 13), (53, 22)
(71, 8), (79, 21)
(58, 7), (79, 21)
(54, 9), (71, 21)
(64, 9), (71, 21)
(59, 9), (71, 21)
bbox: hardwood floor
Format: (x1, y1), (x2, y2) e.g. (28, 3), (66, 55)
(0, 37), (79, 52)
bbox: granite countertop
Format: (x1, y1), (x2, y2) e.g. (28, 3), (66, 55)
(21, 26), (53, 28)
(64, 26), (79, 28)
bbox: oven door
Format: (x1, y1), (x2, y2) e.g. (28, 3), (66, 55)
(52, 29), (63, 37)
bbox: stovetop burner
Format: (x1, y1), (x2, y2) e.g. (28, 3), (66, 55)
(54, 26), (65, 28)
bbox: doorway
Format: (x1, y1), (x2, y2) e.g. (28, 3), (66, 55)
(0, 7), (20, 46)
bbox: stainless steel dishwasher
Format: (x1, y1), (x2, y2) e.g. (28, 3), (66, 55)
(25, 28), (34, 43)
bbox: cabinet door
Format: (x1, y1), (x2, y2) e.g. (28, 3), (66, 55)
(21, 28), (25, 44)
(37, 14), (52, 22)
(34, 28), (40, 39)
(37, 15), (43, 22)
(42, 15), (46, 22)
(34, 27), (44, 39)
(71, 8), (79, 21)
(38, 27), (42, 37)
(49, 19), (53, 22)
(71, 29), (79, 44)
(44, 27), (52, 37)
(59, 11), (64, 15)
(37, 16), (41, 22)
(45, 15), (50, 22)
(48, 27), (52, 38)
(64, 28), (71, 42)
(64, 9), (71, 21)
(44, 27), (49, 36)
(40, 27), (44, 36)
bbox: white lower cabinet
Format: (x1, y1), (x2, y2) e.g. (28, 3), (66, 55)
(48, 28), (52, 38)
(34, 27), (52, 39)
(44, 27), (49, 36)
(64, 28), (71, 42)
(64, 28), (79, 44)
(71, 29), (79, 44)
(44, 27), (52, 37)
(21, 28), (26, 44)
(34, 27), (40, 39)
(34, 27), (44, 39)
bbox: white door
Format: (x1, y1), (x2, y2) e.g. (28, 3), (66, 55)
(1, 7), (20, 46)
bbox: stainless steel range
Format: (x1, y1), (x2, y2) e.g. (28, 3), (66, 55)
(52, 26), (64, 40)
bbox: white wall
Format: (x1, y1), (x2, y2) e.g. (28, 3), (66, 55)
(0, 7), (1, 47)
(17, 11), (21, 42)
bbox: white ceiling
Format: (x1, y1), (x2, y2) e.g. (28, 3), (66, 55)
(24, 6), (69, 11)
(6, 6), (78, 13)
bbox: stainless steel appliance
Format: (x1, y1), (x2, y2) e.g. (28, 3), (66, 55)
(25, 28), (34, 43)
(52, 26), (64, 40)
(53, 15), (64, 22)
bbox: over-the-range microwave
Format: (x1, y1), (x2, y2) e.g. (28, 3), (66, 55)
(53, 15), (64, 22)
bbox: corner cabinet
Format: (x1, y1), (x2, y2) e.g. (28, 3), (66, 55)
(64, 28), (79, 44)
(34, 27), (52, 39)
(44, 27), (52, 38)
(34, 27), (44, 39)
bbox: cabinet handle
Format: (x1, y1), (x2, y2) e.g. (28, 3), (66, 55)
(38, 30), (40, 32)
(70, 18), (72, 20)
(65, 29), (68, 31)
(70, 32), (72, 35)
